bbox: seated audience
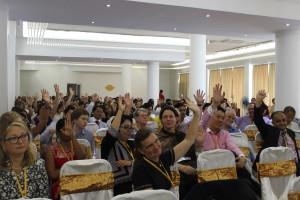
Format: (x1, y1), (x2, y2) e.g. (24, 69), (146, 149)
(132, 99), (202, 195)
(101, 94), (135, 196)
(71, 108), (95, 151)
(133, 108), (157, 135)
(0, 121), (49, 199)
(45, 118), (85, 200)
(88, 105), (108, 129)
(253, 90), (300, 175)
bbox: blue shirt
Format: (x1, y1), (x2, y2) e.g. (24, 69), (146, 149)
(75, 128), (95, 152)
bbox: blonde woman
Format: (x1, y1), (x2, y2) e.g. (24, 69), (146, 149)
(0, 121), (49, 199)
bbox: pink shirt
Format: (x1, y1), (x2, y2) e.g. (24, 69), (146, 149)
(204, 128), (244, 156)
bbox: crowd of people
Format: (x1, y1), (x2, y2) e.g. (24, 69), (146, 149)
(0, 83), (299, 200)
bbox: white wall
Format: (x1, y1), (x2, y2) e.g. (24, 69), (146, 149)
(159, 69), (171, 99)
(20, 64), (149, 100)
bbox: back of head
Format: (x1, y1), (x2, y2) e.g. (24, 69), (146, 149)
(283, 106), (296, 114)
(142, 103), (152, 109)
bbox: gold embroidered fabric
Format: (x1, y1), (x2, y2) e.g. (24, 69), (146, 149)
(288, 192), (300, 200)
(60, 171), (114, 195)
(244, 130), (259, 141)
(94, 136), (104, 148)
(85, 147), (93, 159)
(197, 167), (237, 182)
(33, 140), (41, 150)
(171, 170), (180, 187)
(255, 141), (264, 153)
(296, 140), (300, 149)
(257, 160), (296, 178)
(239, 147), (250, 157)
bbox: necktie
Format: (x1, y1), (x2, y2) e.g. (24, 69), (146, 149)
(281, 130), (286, 147)
(95, 120), (100, 127)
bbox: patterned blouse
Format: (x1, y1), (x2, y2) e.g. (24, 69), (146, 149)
(0, 158), (49, 200)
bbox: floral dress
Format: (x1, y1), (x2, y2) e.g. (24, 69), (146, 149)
(0, 159), (49, 200)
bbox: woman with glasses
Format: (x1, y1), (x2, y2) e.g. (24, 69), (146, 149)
(45, 118), (85, 200)
(101, 93), (135, 196)
(0, 121), (49, 199)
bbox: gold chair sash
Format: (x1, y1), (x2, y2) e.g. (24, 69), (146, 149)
(288, 192), (300, 200)
(257, 160), (296, 178)
(171, 170), (180, 187)
(296, 140), (300, 149)
(33, 140), (41, 151)
(60, 171), (114, 196)
(197, 166), (237, 182)
(85, 147), (93, 159)
(239, 147), (250, 157)
(244, 130), (259, 141)
(94, 136), (104, 148)
(255, 141), (264, 153)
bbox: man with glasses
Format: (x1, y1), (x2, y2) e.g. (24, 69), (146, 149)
(253, 90), (300, 175)
(89, 105), (107, 129)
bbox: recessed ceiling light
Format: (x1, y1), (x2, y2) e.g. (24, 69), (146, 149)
(58, 57), (61, 58)
(206, 14), (211, 18)
(173, 27), (177, 31)
(91, 21), (95, 24)
(106, 4), (111, 8)
(286, 23), (290, 27)
(244, 34), (248, 37)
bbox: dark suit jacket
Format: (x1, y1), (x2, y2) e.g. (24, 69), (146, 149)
(253, 106), (300, 175)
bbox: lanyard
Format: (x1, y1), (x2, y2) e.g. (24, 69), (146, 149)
(143, 157), (174, 188)
(59, 141), (73, 161)
(124, 143), (134, 160)
(208, 132), (221, 149)
(14, 168), (27, 197)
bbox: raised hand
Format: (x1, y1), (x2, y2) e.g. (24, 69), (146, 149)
(184, 98), (201, 115)
(54, 84), (60, 95)
(69, 87), (75, 97)
(117, 95), (126, 111)
(41, 89), (50, 103)
(60, 118), (74, 137)
(124, 93), (133, 107)
(213, 84), (225, 104)
(256, 90), (267, 102)
(193, 89), (205, 105)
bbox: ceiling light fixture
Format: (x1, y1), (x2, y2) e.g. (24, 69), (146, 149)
(286, 23), (290, 27)
(91, 21), (95, 24)
(206, 14), (210, 18)
(244, 34), (248, 37)
(106, 4), (111, 8)
(173, 28), (177, 31)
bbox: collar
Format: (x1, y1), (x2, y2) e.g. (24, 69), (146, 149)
(207, 127), (221, 135)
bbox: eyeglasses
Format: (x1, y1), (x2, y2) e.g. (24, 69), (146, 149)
(138, 115), (148, 118)
(162, 115), (175, 119)
(4, 133), (29, 144)
(120, 125), (134, 131)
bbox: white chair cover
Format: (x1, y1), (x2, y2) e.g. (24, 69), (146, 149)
(111, 189), (178, 200)
(259, 147), (296, 200)
(230, 132), (253, 173)
(95, 128), (108, 159)
(60, 159), (113, 200)
(77, 138), (93, 159)
(197, 149), (236, 171)
(244, 124), (259, 158)
(289, 176), (300, 193)
(255, 133), (264, 153)
(169, 163), (180, 199)
(85, 123), (99, 135)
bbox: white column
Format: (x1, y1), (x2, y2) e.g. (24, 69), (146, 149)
(275, 30), (300, 116)
(8, 21), (17, 106)
(0, 2), (9, 114)
(189, 34), (206, 100)
(244, 61), (253, 99)
(122, 64), (132, 94)
(147, 62), (159, 103)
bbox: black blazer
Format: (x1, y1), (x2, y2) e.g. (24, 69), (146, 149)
(253, 106), (300, 175)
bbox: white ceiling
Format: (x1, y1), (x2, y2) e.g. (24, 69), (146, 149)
(4, 0), (300, 64)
